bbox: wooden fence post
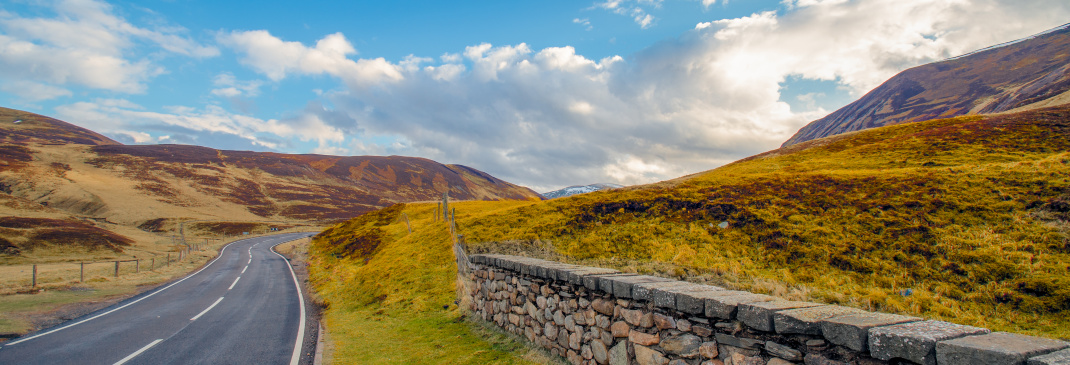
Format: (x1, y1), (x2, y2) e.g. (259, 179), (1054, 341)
(114, 261), (119, 277)
(136, 259), (140, 273)
(151, 258), (155, 270)
(32, 264), (37, 288)
(80, 262), (84, 283)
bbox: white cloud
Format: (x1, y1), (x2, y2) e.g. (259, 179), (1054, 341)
(218, 30), (403, 87)
(226, 0), (1070, 191)
(54, 99), (349, 151)
(0, 0), (217, 94)
(210, 73), (263, 98)
(592, 0), (661, 29)
(574, 18), (593, 31)
(0, 80), (72, 102)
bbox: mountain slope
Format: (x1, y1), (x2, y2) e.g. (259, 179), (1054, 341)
(783, 23), (1070, 147)
(316, 105), (1070, 339)
(541, 183), (623, 199)
(0, 107), (540, 255)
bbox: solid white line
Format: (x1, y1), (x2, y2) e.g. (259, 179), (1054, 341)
(272, 243), (306, 365)
(5, 237), (250, 346)
(113, 338), (163, 365)
(228, 276), (241, 290)
(191, 297), (225, 321)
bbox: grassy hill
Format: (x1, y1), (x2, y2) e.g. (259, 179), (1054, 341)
(310, 104), (1070, 360)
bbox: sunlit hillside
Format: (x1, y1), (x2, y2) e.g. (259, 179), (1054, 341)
(311, 105), (1070, 348)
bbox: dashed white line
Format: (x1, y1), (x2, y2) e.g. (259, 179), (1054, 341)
(228, 276), (241, 290)
(190, 297), (224, 321)
(113, 339), (162, 365)
(241, 265), (248, 274)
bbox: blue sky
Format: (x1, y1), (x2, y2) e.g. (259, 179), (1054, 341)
(1, 0), (1067, 192)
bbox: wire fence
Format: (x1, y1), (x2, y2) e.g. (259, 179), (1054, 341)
(3, 242), (211, 293)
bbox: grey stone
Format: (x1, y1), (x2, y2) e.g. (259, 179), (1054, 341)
(803, 353), (846, 365)
(670, 287), (737, 315)
(774, 305), (866, 335)
(653, 313), (677, 329)
(660, 333), (702, 357)
(767, 359), (795, 365)
(585, 273), (630, 291)
(765, 341), (803, 362)
(634, 344), (670, 365)
(668, 360), (688, 365)
(1029, 348), (1070, 365)
(592, 339), (609, 364)
(704, 293), (775, 319)
(720, 344), (761, 357)
(609, 341), (628, 365)
(566, 267), (620, 286)
(606, 275), (674, 299)
(632, 281), (697, 302)
(868, 320), (990, 365)
(714, 332), (763, 349)
(820, 311), (921, 351)
(651, 284), (713, 310)
(598, 274), (638, 294)
(936, 332), (1069, 365)
(738, 300), (822, 332)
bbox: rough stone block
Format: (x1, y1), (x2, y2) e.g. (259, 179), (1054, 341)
(820, 311), (921, 352)
(868, 320), (990, 365)
(673, 286), (729, 314)
(631, 281), (694, 302)
(764, 341), (803, 362)
(661, 333), (702, 357)
(651, 284), (712, 310)
(936, 332), (1069, 365)
(609, 341), (628, 365)
(1029, 348), (1070, 365)
(630, 330), (660, 346)
(597, 274), (639, 295)
(738, 300), (822, 332)
(607, 275), (674, 299)
(634, 344), (669, 365)
(773, 305), (866, 335)
(704, 293), (774, 320)
(585, 273), (630, 291)
(714, 333), (763, 350)
(566, 267), (621, 286)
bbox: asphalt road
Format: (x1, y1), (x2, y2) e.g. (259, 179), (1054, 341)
(0, 232), (315, 365)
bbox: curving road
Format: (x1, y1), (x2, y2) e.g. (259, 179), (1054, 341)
(0, 232), (315, 365)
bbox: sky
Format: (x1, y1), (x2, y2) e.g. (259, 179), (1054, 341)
(1, 0), (1068, 192)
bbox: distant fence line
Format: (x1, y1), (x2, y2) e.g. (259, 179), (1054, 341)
(20, 242), (209, 290)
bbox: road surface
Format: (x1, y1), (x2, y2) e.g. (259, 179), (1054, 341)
(0, 232), (315, 365)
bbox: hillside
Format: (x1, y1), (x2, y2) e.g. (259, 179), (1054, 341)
(0, 106), (540, 256)
(311, 104), (1070, 346)
(783, 23), (1070, 147)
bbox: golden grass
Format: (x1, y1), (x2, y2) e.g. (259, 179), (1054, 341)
(314, 106), (1070, 341)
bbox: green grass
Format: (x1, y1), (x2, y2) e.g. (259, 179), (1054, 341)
(313, 106), (1070, 343)
(309, 205), (553, 364)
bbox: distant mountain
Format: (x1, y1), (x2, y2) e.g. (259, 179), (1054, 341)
(0, 107), (540, 254)
(783, 23), (1070, 147)
(541, 183), (623, 199)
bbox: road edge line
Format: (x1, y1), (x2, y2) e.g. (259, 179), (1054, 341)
(272, 239), (307, 365)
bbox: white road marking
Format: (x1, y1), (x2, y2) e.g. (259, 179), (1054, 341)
(113, 339), (163, 365)
(4, 238), (248, 346)
(228, 276), (241, 290)
(241, 265), (248, 274)
(272, 242), (306, 365)
(191, 297), (225, 321)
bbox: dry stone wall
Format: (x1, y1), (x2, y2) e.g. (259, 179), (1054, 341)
(465, 254), (1070, 365)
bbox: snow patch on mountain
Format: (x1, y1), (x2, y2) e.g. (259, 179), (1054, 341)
(541, 183), (625, 199)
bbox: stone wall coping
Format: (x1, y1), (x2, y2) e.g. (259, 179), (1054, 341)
(469, 253), (1068, 365)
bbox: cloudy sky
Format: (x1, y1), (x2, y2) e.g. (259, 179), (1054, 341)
(1, 0), (1067, 192)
